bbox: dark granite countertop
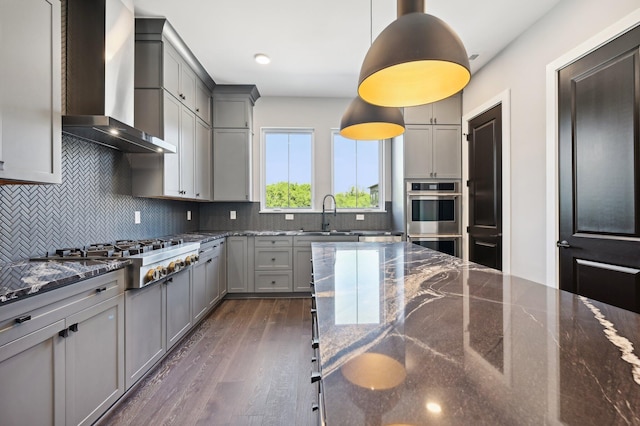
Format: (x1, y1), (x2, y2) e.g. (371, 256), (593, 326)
(311, 242), (640, 425)
(0, 259), (131, 305)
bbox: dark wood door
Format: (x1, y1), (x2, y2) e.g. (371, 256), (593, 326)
(468, 104), (502, 270)
(558, 25), (640, 313)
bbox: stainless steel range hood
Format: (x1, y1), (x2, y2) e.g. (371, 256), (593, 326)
(62, 0), (176, 154)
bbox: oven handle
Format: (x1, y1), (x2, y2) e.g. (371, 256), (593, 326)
(406, 192), (461, 197)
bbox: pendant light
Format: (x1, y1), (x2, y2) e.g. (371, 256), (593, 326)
(339, 0), (405, 140)
(340, 96), (405, 140)
(358, 0), (470, 107)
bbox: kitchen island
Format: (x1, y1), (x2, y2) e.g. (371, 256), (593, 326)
(311, 242), (640, 425)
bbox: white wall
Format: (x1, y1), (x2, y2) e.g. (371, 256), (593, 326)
(252, 96), (393, 209)
(462, 0), (639, 285)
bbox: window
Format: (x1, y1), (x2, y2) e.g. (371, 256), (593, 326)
(332, 131), (383, 210)
(262, 129), (313, 210)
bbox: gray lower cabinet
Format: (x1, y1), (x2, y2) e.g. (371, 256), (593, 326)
(0, 0), (61, 184)
(255, 236), (293, 292)
(227, 236), (250, 293)
(0, 319), (66, 425)
(193, 239), (223, 323)
(0, 270), (125, 426)
(293, 236), (359, 292)
(124, 282), (166, 390)
(166, 268), (192, 349)
(65, 294), (125, 426)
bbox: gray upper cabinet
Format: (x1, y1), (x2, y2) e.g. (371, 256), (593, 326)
(195, 79), (212, 126)
(212, 85), (260, 201)
(195, 119), (212, 200)
(403, 93), (462, 179)
(130, 90), (202, 199)
(131, 18), (214, 201)
(163, 42), (197, 112)
(403, 92), (461, 125)
(0, 0), (61, 184)
(404, 125), (461, 179)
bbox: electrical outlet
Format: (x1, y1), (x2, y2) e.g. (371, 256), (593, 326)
(356, 214), (365, 221)
(285, 214), (294, 220)
(230, 210), (237, 220)
(187, 210), (192, 221)
(134, 211), (141, 224)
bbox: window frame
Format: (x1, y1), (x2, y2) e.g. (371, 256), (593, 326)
(260, 127), (315, 212)
(331, 129), (385, 212)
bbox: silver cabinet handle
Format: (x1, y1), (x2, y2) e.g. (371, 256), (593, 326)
(556, 240), (571, 248)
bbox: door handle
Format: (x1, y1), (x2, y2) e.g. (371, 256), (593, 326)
(556, 240), (571, 248)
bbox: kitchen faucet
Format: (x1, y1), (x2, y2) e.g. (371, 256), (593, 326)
(321, 194), (337, 232)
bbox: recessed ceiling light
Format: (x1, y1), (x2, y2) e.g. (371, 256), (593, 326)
(254, 53), (271, 65)
(426, 401), (442, 414)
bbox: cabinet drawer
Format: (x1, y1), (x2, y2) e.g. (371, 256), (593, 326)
(255, 272), (292, 292)
(255, 248), (292, 269)
(0, 270), (124, 347)
(254, 236), (293, 247)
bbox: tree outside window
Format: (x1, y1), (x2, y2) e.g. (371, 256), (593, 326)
(263, 130), (313, 209)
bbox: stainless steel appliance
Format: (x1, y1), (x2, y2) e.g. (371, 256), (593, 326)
(31, 239), (200, 288)
(406, 181), (461, 235)
(406, 181), (462, 257)
(407, 235), (461, 257)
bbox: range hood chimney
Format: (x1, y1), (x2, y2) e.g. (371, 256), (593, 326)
(62, 0), (176, 153)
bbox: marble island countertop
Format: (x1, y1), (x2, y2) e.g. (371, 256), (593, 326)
(311, 242), (640, 425)
(0, 258), (131, 304)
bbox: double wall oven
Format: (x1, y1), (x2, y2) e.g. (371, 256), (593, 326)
(406, 181), (462, 257)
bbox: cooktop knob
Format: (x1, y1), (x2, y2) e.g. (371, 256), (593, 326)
(145, 269), (156, 283)
(167, 261), (176, 273)
(185, 255), (193, 265)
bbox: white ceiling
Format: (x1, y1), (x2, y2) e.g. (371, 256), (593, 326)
(132, 0), (561, 98)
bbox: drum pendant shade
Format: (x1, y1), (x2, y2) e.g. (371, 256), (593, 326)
(358, 12), (470, 107)
(340, 97), (405, 140)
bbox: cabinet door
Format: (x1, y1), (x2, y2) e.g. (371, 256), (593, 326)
(219, 241), (228, 297)
(294, 247), (313, 292)
(192, 260), (208, 323)
(404, 125), (434, 178)
(432, 125), (462, 178)
(206, 247), (221, 307)
(195, 119), (212, 200)
(166, 269), (192, 349)
(213, 128), (250, 201)
(0, 320), (66, 426)
(431, 93), (461, 125)
(124, 283), (165, 390)
(163, 91), (182, 197)
(180, 65), (197, 112)
(403, 103), (433, 125)
(227, 237), (248, 293)
(195, 79), (211, 125)
(180, 107), (196, 198)
(65, 295), (125, 426)
(213, 98), (250, 128)
(0, 0), (61, 184)
(163, 42), (181, 100)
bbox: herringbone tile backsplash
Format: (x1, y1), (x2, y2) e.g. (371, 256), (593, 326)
(0, 135), (199, 263)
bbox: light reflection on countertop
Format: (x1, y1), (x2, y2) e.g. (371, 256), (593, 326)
(311, 242), (640, 426)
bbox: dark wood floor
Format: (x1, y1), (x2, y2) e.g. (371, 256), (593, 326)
(99, 298), (315, 426)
